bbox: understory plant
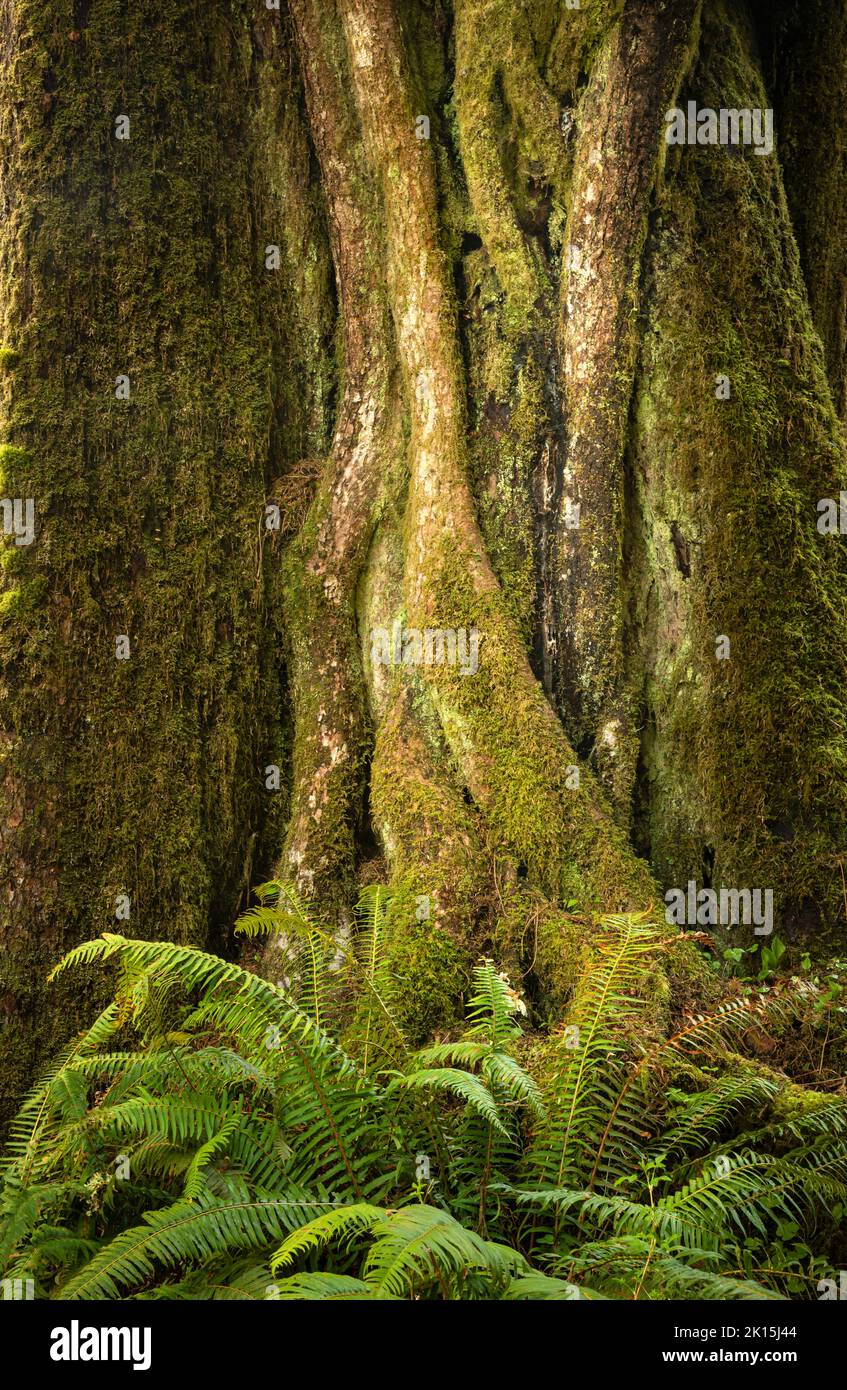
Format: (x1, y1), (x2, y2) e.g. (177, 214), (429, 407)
(1, 887), (845, 1300)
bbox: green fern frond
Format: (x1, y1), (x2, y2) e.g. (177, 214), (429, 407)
(657, 1147), (847, 1244)
(482, 1052), (545, 1120)
(464, 961), (527, 1046)
(504, 1271), (592, 1299)
(270, 1202), (385, 1273)
(650, 1075), (781, 1168)
(3, 916), (844, 1305)
(361, 1204), (528, 1299)
(412, 1040), (491, 1068)
(397, 1070), (511, 1138)
(60, 1188), (328, 1300)
(564, 1237), (784, 1300)
(527, 917), (664, 1196)
(269, 1272), (375, 1300)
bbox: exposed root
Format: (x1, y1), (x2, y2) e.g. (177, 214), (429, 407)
(281, 0), (395, 915)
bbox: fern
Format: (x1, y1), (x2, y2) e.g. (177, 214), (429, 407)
(271, 1203), (528, 1300)
(527, 916), (663, 1201)
(1, 901), (844, 1301)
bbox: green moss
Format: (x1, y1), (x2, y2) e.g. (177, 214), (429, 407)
(465, 307), (550, 646)
(279, 519), (373, 915)
(761, 0), (847, 420)
(0, 574), (47, 618)
(542, 0), (626, 102)
(380, 890), (470, 1042)
(717, 1054), (834, 1122)
(357, 484), (487, 1026)
(0, 443), (32, 484)
(496, 886), (589, 1022)
(452, 0), (567, 333)
(371, 682), (488, 923)
(413, 529), (658, 923)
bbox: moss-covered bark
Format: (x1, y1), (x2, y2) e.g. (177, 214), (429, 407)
(628, 1), (847, 936)
(754, 0), (847, 422)
(275, 0), (671, 1029)
(556, 0), (700, 816)
(0, 0), (330, 1121)
(278, 0), (393, 924)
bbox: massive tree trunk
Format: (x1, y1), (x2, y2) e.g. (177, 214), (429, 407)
(2, 0), (846, 1115)
(0, 0), (331, 1117)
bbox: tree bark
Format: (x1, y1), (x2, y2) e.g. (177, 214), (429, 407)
(0, 0), (332, 1120)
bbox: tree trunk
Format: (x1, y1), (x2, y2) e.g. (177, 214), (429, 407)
(2, 0), (846, 1112)
(0, 0), (333, 1118)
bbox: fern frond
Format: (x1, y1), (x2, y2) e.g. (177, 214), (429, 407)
(269, 1272), (375, 1300)
(527, 917), (664, 1196)
(412, 1041), (491, 1068)
(482, 1053), (545, 1121)
(564, 1237), (784, 1300)
(59, 1188), (328, 1300)
(464, 961), (527, 1046)
(650, 1075), (781, 1169)
(354, 884), (406, 1072)
(504, 1271), (592, 1300)
(361, 1204), (528, 1299)
(270, 1202), (384, 1273)
(657, 1148), (847, 1244)
(398, 1070), (511, 1138)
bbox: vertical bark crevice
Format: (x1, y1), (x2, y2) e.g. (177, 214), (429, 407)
(335, 0), (660, 957)
(5, 0), (846, 1107)
(751, 0), (847, 422)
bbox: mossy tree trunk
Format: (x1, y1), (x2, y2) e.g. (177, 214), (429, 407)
(2, 0), (846, 1112)
(277, 0), (847, 1034)
(0, 0), (333, 1120)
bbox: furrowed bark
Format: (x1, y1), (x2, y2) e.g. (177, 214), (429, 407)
(282, 0), (494, 1022)
(754, 0), (847, 422)
(4, 0), (845, 1102)
(629, 0), (847, 934)
(453, 0), (563, 333)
